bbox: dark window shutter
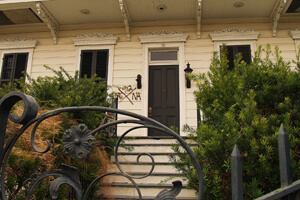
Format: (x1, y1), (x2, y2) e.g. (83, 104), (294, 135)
(1, 54), (14, 81)
(80, 51), (93, 78)
(237, 45), (251, 64)
(95, 50), (108, 80)
(220, 45), (251, 70)
(80, 49), (108, 82)
(1, 53), (28, 86)
(14, 53), (28, 79)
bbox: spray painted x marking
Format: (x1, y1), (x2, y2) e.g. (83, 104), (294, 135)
(118, 87), (136, 105)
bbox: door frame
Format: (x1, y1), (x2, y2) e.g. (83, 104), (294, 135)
(141, 42), (186, 136)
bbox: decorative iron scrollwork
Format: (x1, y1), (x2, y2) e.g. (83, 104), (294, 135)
(0, 92), (204, 200)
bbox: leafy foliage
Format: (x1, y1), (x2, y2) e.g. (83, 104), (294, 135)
(171, 45), (300, 199)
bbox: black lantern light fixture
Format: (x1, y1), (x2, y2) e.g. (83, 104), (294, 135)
(184, 62), (193, 88)
(136, 74), (142, 89)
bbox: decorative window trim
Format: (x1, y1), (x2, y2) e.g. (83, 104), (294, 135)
(0, 37), (37, 82)
(72, 33), (118, 46)
(138, 31), (188, 44)
(0, 48), (34, 83)
(210, 28), (260, 41)
(0, 37), (38, 49)
(210, 28), (260, 60)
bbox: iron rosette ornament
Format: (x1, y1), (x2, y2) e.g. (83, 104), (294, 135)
(63, 124), (96, 160)
(0, 92), (204, 200)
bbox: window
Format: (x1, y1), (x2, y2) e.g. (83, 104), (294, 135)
(210, 27), (260, 69)
(221, 45), (251, 70)
(73, 33), (118, 89)
(80, 50), (108, 81)
(1, 53), (28, 86)
(150, 50), (177, 61)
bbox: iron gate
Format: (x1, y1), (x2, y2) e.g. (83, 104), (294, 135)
(0, 92), (204, 200)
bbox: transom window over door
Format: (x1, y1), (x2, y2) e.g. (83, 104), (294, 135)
(150, 50), (177, 61)
(80, 50), (108, 82)
(1, 53), (28, 86)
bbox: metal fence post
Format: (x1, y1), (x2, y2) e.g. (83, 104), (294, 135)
(231, 144), (243, 200)
(278, 123), (292, 187)
(278, 123), (293, 200)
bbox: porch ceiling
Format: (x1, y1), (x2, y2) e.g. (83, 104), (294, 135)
(0, 0), (299, 41)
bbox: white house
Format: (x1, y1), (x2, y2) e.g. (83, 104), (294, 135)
(0, 0), (299, 199)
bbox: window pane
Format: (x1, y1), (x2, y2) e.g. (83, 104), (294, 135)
(220, 45), (251, 70)
(14, 53), (28, 79)
(150, 51), (177, 61)
(95, 50), (108, 80)
(80, 51), (93, 78)
(237, 45), (251, 64)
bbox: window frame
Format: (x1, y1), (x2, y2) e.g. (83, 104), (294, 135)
(210, 28), (260, 62)
(1, 52), (29, 85)
(79, 49), (109, 81)
(214, 40), (257, 62)
(0, 48), (34, 84)
(220, 44), (252, 70)
(75, 45), (114, 89)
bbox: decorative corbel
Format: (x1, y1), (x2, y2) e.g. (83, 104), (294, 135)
(36, 2), (59, 44)
(196, 0), (202, 39)
(119, 0), (131, 41)
(271, 0), (286, 37)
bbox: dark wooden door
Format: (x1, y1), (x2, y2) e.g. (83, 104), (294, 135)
(148, 65), (179, 137)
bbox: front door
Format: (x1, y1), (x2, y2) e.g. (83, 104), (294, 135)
(148, 65), (179, 136)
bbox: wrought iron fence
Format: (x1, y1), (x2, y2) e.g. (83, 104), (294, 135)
(0, 92), (204, 200)
(231, 124), (300, 200)
(1, 91), (299, 200)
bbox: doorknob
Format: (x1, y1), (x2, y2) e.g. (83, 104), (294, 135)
(148, 107), (152, 117)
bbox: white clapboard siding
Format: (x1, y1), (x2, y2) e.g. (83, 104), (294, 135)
(0, 22), (299, 137)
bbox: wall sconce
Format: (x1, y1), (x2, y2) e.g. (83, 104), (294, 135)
(184, 62), (193, 88)
(136, 74), (142, 89)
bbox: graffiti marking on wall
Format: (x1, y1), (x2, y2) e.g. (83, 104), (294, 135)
(117, 85), (141, 105)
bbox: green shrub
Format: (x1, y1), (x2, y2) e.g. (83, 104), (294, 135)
(25, 65), (113, 128)
(171, 45), (300, 199)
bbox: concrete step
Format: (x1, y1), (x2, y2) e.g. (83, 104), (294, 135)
(108, 174), (188, 185)
(120, 138), (196, 145)
(108, 163), (179, 174)
(111, 154), (174, 163)
(117, 145), (187, 153)
(104, 137), (197, 199)
(97, 185), (197, 199)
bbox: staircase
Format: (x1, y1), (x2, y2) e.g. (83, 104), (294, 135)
(102, 138), (198, 200)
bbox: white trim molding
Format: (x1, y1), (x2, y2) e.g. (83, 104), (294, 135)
(0, 37), (38, 81)
(140, 42), (187, 137)
(210, 28), (260, 41)
(139, 31), (189, 44)
(0, 37), (38, 49)
(210, 28), (260, 62)
(74, 45), (115, 94)
(0, 48), (35, 83)
(72, 33), (119, 46)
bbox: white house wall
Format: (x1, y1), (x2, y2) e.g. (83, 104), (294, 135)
(0, 22), (299, 137)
